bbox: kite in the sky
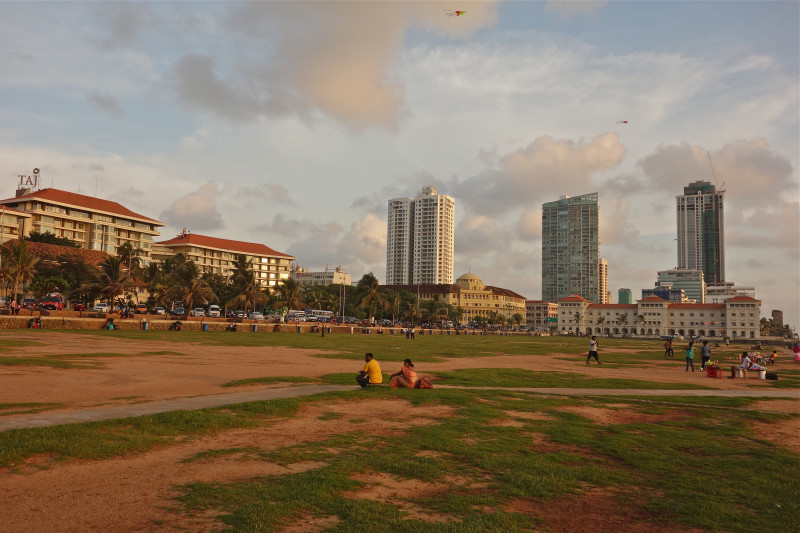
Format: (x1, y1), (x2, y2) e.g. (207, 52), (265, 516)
(617, 120), (628, 124)
(445, 10), (466, 17)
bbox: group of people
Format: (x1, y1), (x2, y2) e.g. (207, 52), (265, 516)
(682, 340), (713, 372)
(356, 353), (431, 389)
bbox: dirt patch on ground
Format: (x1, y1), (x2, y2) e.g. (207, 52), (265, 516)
(506, 487), (704, 533)
(0, 398), (455, 532)
(554, 405), (685, 425)
(749, 417), (800, 454)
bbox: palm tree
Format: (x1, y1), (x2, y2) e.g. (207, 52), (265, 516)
(385, 290), (402, 324)
(512, 313), (523, 328)
(230, 254), (254, 287)
(1, 239), (39, 303)
(597, 315), (605, 333)
(421, 294), (448, 324)
(116, 242), (144, 270)
(272, 278), (304, 313)
(573, 312), (582, 333)
(227, 282), (266, 315)
(402, 299), (421, 325)
(357, 274), (385, 321)
(79, 255), (133, 309)
(305, 286), (329, 311)
(164, 259), (216, 317)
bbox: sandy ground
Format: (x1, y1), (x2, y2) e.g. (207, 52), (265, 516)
(0, 331), (798, 532)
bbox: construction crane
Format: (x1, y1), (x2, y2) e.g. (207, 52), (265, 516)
(706, 151), (726, 192)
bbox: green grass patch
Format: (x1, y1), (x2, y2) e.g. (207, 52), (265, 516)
(0, 355), (100, 369)
(222, 376), (320, 388)
(430, 368), (713, 389)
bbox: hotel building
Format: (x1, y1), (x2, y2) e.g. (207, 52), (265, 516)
(152, 232), (295, 289)
(386, 186), (455, 285)
(525, 300), (559, 331)
(0, 187), (163, 263)
(541, 193), (599, 303)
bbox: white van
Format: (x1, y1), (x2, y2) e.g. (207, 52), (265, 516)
(93, 303), (109, 312)
(207, 305), (221, 318)
(287, 310), (306, 322)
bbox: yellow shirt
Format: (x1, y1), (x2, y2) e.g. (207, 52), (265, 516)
(362, 359), (383, 384)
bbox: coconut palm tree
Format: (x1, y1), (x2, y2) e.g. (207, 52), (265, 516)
(164, 260), (217, 317)
(402, 299), (421, 325)
(384, 290), (402, 324)
(227, 282), (266, 315)
(80, 255), (133, 308)
(596, 315), (605, 333)
(512, 313), (524, 328)
(1, 239), (39, 303)
(357, 273), (386, 321)
(272, 278), (304, 313)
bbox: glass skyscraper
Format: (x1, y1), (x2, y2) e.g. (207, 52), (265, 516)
(541, 193), (599, 303)
(676, 181), (725, 285)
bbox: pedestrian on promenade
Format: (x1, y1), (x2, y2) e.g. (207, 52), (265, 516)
(664, 338), (674, 357)
(685, 341), (695, 372)
(586, 335), (601, 364)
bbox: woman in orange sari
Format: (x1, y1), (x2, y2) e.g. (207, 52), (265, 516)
(390, 358), (418, 388)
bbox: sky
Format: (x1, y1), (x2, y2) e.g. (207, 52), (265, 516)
(1, 1), (798, 328)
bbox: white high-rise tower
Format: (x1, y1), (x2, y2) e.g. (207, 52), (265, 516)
(386, 186), (455, 285)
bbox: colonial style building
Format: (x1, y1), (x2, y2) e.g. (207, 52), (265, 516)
(152, 231), (295, 289)
(290, 265), (351, 287)
(558, 294), (761, 339)
(0, 187), (163, 263)
(385, 272), (526, 324)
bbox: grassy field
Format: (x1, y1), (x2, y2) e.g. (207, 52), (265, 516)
(0, 389), (796, 532)
(1, 330), (797, 531)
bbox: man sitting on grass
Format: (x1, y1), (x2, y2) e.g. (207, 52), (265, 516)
(356, 352), (382, 387)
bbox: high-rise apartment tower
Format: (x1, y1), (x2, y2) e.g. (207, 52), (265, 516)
(598, 258), (608, 304)
(541, 193), (599, 302)
(386, 186), (455, 285)
(676, 181), (725, 285)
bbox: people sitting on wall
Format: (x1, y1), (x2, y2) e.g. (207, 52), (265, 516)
(169, 320), (182, 331)
(103, 318), (115, 330)
(226, 322), (237, 332)
(28, 317), (42, 329)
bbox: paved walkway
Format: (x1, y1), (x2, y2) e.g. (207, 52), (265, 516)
(1, 385), (797, 431)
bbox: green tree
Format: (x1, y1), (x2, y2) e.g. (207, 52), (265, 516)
(512, 312), (523, 327)
(165, 260), (217, 316)
(2, 239), (40, 302)
(25, 231), (80, 248)
(272, 278), (304, 312)
(227, 282), (266, 315)
(28, 274), (72, 300)
(356, 273), (385, 321)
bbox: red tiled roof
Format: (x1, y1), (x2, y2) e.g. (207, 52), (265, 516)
(3, 188), (163, 225)
(667, 303), (725, 309)
(157, 233), (295, 259)
(725, 296), (761, 302)
(485, 286), (527, 300)
(4, 240), (109, 269)
(558, 294), (591, 302)
(588, 304), (638, 309)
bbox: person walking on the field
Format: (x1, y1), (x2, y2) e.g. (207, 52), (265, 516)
(586, 335), (601, 364)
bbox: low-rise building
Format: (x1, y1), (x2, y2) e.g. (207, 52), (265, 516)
(705, 282), (756, 304)
(0, 206), (31, 245)
(525, 300), (558, 331)
(385, 272), (526, 324)
(152, 231), (295, 289)
(558, 294), (761, 339)
(290, 265), (351, 287)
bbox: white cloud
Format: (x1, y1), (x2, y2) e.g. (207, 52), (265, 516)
(159, 183), (224, 232)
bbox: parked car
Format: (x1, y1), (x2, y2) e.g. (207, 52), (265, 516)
(93, 302), (109, 313)
(152, 306), (165, 315)
(235, 310), (245, 319)
(41, 297), (64, 310)
(73, 301), (86, 311)
(225, 309), (235, 319)
(248, 312), (264, 321)
(191, 308), (205, 317)
(207, 305), (221, 318)
(135, 303), (148, 314)
(170, 307), (185, 317)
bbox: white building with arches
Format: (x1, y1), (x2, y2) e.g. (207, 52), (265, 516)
(558, 294), (761, 339)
